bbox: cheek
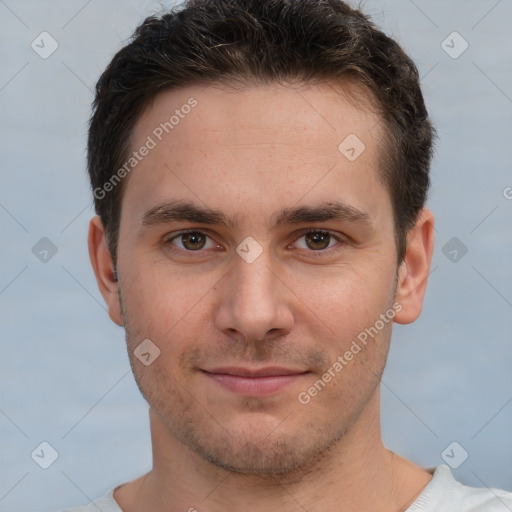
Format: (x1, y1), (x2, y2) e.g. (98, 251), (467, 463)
(303, 266), (395, 341)
(119, 233), (397, 355)
(120, 262), (219, 351)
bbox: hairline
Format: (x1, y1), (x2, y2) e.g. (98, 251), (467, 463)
(107, 76), (403, 265)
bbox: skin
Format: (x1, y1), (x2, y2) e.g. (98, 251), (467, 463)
(89, 81), (435, 512)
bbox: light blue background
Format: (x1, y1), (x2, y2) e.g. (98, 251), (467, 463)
(1, 1), (511, 511)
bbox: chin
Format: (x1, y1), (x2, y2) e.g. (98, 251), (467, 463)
(171, 414), (345, 477)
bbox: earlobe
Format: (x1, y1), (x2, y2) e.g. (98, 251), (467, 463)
(393, 208), (435, 325)
(88, 216), (123, 326)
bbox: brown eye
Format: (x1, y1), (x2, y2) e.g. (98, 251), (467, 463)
(304, 231), (332, 250)
(166, 230), (217, 252)
(180, 232), (207, 250)
(291, 229), (346, 258)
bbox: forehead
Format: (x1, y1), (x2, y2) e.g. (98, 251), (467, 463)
(134, 80), (381, 151)
(122, 81), (388, 226)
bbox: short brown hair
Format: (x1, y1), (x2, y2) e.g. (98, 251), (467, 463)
(87, 0), (435, 265)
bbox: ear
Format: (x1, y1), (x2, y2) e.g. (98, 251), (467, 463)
(88, 216), (123, 326)
(393, 208), (434, 324)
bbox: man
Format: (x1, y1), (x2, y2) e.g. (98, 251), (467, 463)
(67, 0), (512, 510)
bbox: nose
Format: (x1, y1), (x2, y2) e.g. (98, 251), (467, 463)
(213, 249), (295, 344)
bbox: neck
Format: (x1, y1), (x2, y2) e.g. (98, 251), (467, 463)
(115, 391), (431, 512)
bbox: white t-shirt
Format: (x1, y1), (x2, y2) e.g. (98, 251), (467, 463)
(61, 464), (512, 511)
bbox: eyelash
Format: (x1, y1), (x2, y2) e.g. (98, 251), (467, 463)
(163, 229), (347, 258)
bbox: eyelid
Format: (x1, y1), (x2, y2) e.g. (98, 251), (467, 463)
(163, 228), (214, 243)
(164, 228), (221, 249)
(163, 227), (348, 256)
(288, 228), (347, 255)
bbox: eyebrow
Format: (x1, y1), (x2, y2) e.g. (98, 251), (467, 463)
(140, 200), (373, 231)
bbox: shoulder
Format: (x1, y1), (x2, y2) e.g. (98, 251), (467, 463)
(59, 486), (122, 512)
(409, 464), (512, 511)
(456, 476), (512, 511)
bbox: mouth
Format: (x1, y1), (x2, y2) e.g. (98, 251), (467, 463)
(201, 367), (311, 396)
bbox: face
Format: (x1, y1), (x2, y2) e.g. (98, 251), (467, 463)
(96, 82), (416, 475)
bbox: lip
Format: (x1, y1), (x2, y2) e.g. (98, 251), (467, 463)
(202, 367), (310, 396)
